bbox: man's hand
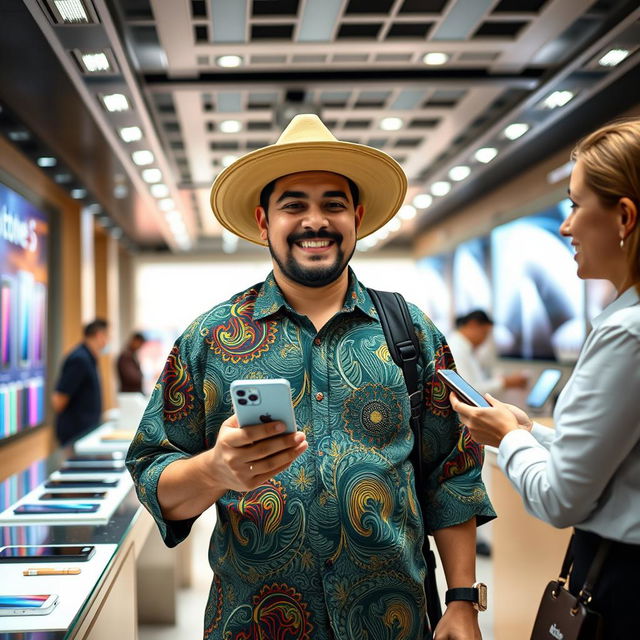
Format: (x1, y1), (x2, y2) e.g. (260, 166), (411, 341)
(200, 414), (308, 493)
(433, 602), (482, 639)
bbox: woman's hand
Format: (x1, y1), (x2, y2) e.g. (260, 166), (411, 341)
(449, 392), (528, 447)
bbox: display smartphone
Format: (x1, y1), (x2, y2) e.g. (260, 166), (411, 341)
(526, 368), (563, 409)
(58, 465), (124, 474)
(44, 479), (119, 489)
(0, 594), (59, 616)
(437, 369), (491, 408)
(38, 492), (107, 501)
(230, 379), (297, 433)
(13, 503), (101, 515)
(0, 545), (95, 562)
(63, 459), (125, 469)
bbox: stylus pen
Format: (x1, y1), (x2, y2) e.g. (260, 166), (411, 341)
(22, 568), (81, 576)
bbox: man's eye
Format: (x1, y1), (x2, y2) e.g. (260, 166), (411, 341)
(326, 201), (346, 208)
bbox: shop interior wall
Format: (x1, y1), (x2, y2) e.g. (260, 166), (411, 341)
(0, 136), (121, 482)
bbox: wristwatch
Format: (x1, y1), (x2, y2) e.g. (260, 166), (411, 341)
(444, 582), (488, 612)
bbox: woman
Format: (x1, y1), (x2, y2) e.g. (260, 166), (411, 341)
(450, 119), (640, 639)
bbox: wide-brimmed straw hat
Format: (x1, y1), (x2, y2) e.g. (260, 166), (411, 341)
(210, 114), (408, 246)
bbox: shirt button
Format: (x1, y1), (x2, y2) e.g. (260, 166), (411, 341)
(313, 337), (322, 346)
(325, 558), (333, 568)
(315, 392), (324, 402)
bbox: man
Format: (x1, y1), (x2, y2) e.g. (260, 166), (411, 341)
(52, 318), (108, 446)
(127, 115), (494, 640)
(448, 310), (528, 395)
(117, 332), (146, 393)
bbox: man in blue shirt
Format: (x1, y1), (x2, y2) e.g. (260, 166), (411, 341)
(52, 318), (108, 445)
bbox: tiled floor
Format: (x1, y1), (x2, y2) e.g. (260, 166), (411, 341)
(140, 506), (496, 640)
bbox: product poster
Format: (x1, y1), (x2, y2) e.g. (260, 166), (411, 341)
(0, 182), (48, 439)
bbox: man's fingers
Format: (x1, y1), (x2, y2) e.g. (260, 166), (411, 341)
(222, 418), (288, 447)
(247, 440), (308, 478)
(245, 431), (306, 463)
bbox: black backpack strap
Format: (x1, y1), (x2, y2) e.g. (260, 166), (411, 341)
(368, 288), (443, 631)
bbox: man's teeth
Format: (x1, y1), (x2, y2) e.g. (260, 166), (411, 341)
(299, 240), (331, 248)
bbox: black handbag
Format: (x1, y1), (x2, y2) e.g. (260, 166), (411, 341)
(530, 533), (611, 640)
(368, 289), (443, 633)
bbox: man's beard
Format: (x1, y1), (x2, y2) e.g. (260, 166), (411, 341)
(268, 228), (355, 288)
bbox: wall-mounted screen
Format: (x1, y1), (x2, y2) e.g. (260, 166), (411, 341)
(0, 182), (48, 439)
(452, 236), (491, 319)
(491, 200), (585, 361)
(417, 254), (452, 334)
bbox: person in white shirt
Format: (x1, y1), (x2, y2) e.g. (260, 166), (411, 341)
(448, 310), (528, 395)
(450, 119), (640, 640)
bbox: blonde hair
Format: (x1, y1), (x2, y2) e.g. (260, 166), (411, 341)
(572, 119), (640, 293)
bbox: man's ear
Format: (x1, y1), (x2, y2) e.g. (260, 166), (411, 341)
(255, 206), (268, 243)
(354, 204), (365, 231)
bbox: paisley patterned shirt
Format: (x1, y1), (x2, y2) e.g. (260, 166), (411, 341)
(126, 269), (495, 640)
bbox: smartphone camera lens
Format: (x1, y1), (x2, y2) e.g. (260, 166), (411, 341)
(248, 394), (258, 402)
(236, 390), (246, 397)
(238, 398), (247, 405)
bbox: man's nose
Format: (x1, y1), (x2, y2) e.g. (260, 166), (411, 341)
(301, 204), (329, 229)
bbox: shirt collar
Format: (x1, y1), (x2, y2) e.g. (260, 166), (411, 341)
(252, 268), (378, 321)
(591, 285), (640, 330)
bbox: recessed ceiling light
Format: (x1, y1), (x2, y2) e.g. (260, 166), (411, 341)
(8, 130), (30, 142)
(54, 173), (72, 183)
(102, 93), (129, 112)
(386, 217), (401, 232)
(159, 198), (175, 211)
(374, 227), (390, 240)
(142, 168), (162, 183)
(399, 204), (418, 219)
(132, 150), (154, 166)
(221, 155), (239, 168)
(380, 117), (403, 131)
(37, 156), (57, 168)
(70, 188), (87, 199)
(422, 52), (449, 66)
(113, 184), (128, 199)
(119, 126), (142, 142)
(541, 90), (574, 110)
(598, 48), (630, 67)
(474, 147), (498, 164)
(220, 120), (242, 133)
(110, 227), (123, 239)
(216, 55), (243, 68)
(54, 0), (89, 23)
(448, 165), (471, 181)
(165, 211), (182, 224)
(86, 203), (101, 215)
(362, 236), (378, 248)
(150, 184), (170, 198)
(431, 181), (451, 197)
(81, 52), (110, 73)
(412, 194), (433, 209)
(503, 123), (530, 140)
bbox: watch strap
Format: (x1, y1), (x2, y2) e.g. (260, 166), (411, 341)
(445, 587), (478, 605)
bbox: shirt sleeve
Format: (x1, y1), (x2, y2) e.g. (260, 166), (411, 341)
(125, 325), (209, 547)
(497, 324), (640, 529)
(414, 311), (497, 532)
(55, 352), (89, 397)
(530, 422), (554, 449)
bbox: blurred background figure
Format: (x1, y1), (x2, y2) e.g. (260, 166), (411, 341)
(51, 319), (109, 446)
(117, 332), (146, 394)
(449, 310), (528, 395)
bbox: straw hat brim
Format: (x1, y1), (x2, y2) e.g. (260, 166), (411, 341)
(210, 140), (408, 246)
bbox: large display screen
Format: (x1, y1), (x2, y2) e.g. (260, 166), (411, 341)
(0, 182), (48, 439)
(452, 236), (491, 319)
(417, 254), (452, 334)
(491, 200), (585, 361)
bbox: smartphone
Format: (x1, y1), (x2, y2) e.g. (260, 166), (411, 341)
(63, 459), (125, 469)
(0, 594), (59, 616)
(44, 479), (119, 489)
(13, 503), (101, 515)
(230, 379), (297, 433)
(58, 465), (124, 474)
(38, 492), (107, 501)
(526, 368), (563, 409)
(66, 453), (124, 462)
(437, 369), (491, 408)
(0, 545), (95, 562)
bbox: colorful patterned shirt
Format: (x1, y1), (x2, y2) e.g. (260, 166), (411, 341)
(126, 269), (495, 640)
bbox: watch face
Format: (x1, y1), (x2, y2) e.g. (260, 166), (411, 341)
(474, 582), (488, 612)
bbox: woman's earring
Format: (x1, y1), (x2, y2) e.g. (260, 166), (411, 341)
(620, 238), (625, 249)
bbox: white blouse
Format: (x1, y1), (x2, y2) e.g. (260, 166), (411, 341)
(497, 286), (640, 543)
